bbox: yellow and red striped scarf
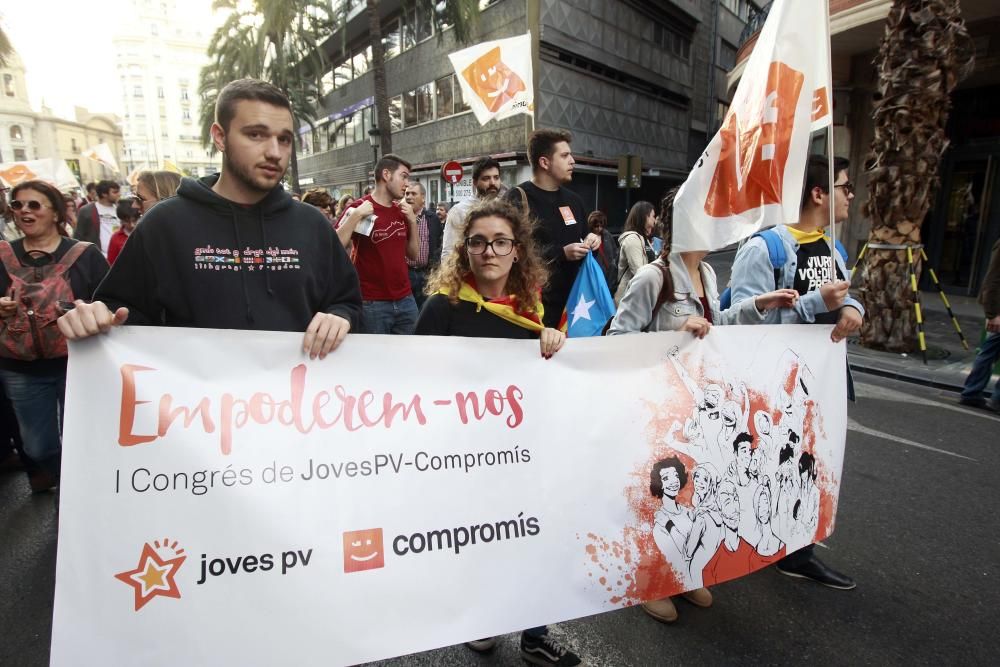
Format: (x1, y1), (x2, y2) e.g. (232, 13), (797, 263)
(439, 275), (545, 333)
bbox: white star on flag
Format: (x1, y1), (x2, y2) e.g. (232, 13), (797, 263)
(570, 293), (595, 326)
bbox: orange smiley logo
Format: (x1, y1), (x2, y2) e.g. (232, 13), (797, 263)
(342, 528), (385, 573)
(462, 46), (526, 113)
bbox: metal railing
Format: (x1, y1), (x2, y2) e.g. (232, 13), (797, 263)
(738, 1), (773, 47)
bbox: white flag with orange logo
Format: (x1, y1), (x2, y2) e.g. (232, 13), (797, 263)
(448, 32), (533, 125)
(81, 143), (120, 173)
(672, 0), (832, 252)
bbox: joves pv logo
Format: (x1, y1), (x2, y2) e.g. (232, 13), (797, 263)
(342, 528), (384, 573)
(114, 538), (187, 611)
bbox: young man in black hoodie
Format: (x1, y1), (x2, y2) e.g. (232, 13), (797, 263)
(58, 79), (361, 359)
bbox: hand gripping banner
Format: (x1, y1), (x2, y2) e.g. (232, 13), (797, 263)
(51, 326), (847, 665)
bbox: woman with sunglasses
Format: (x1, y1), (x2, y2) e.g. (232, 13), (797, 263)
(413, 198), (579, 664)
(0, 180), (109, 492)
(134, 170), (182, 214)
(107, 196), (143, 265)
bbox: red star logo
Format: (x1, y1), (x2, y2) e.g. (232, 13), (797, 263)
(114, 539), (187, 611)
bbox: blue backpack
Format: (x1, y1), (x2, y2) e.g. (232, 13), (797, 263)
(719, 228), (848, 310)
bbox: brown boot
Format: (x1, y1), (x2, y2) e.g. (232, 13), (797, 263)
(641, 597), (678, 623)
(681, 587), (713, 608)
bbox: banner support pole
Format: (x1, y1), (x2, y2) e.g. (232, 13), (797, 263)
(824, 0), (837, 268)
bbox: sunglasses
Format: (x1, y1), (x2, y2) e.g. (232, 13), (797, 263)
(10, 199), (51, 212)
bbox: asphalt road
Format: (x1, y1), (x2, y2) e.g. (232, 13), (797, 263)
(2, 373), (997, 666)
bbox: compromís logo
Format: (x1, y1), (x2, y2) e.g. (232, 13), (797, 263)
(343, 528), (385, 573)
(114, 538), (187, 611)
(392, 512), (540, 557)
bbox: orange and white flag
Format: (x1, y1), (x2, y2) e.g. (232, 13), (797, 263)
(672, 0), (832, 252)
(81, 143), (120, 174)
(448, 32), (533, 125)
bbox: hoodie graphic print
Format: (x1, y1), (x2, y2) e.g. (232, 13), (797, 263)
(94, 175), (362, 332)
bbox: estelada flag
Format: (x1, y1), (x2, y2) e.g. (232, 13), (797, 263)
(448, 32), (533, 126)
(672, 0), (833, 252)
(559, 252), (616, 338)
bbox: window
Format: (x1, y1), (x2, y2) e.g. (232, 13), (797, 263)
(403, 89), (417, 127)
(182, 108), (191, 121)
(180, 88), (189, 101)
(383, 20), (400, 59)
(345, 111), (360, 146)
(353, 107), (367, 144)
(157, 86), (165, 98)
(151, 23), (159, 35)
(329, 118), (348, 148)
(454, 76), (470, 113)
(9, 125), (22, 141)
(352, 47), (371, 79)
(415, 83), (433, 124)
(14, 149), (26, 161)
(3, 74), (14, 97)
(435, 75), (454, 118)
(389, 95), (402, 132)
(413, 2), (432, 43)
(335, 59), (353, 87)
(133, 86), (144, 97)
(653, 23), (691, 60)
(719, 41), (738, 71)
(71, 138), (78, 151)
(401, 3), (416, 51)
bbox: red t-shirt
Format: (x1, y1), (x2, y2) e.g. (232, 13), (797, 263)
(341, 195), (411, 301)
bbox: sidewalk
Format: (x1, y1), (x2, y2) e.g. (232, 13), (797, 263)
(708, 248), (997, 393)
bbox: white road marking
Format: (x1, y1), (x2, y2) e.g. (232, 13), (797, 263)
(847, 417), (978, 462)
(854, 381), (1000, 421)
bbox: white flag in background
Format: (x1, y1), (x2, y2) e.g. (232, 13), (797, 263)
(81, 143), (120, 173)
(448, 32), (533, 125)
(672, 0), (832, 252)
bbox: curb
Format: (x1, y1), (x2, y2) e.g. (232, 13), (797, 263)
(849, 361), (966, 393)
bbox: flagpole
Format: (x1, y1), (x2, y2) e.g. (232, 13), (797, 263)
(825, 0), (837, 268)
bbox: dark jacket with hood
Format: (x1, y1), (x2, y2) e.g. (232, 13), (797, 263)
(94, 175), (362, 332)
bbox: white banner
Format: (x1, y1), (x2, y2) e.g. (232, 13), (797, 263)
(0, 158), (81, 192)
(51, 326), (847, 666)
(448, 32), (534, 125)
(672, 0), (833, 252)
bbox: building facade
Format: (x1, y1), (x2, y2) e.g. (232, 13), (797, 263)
(113, 0), (219, 177)
(730, 0), (1000, 296)
(1, 49), (123, 185)
(299, 0), (757, 227)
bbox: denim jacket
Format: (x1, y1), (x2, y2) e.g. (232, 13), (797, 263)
(609, 254), (765, 334)
(729, 225), (865, 324)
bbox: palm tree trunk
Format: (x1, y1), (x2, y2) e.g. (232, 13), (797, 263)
(367, 0), (392, 156)
(859, 0), (974, 352)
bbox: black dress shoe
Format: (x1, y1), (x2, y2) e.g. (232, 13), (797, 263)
(776, 555), (856, 590)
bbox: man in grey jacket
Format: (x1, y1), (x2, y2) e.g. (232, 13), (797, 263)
(729, 154), (862, 591)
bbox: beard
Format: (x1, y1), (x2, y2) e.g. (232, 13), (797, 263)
(223, 141), (285, 195)
(476, 185), (500, 199)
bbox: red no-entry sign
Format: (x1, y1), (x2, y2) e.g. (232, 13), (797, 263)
(441, 161), (464, 184)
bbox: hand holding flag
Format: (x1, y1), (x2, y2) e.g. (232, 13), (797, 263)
(559, 252), (616, 338)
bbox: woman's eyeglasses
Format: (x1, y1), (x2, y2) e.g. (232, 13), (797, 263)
(465, 237), (517, 256)
(10, 200), (50, 212)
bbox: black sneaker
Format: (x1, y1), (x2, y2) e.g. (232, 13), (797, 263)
(959, 396), (988, 409)
(520, 631), (581, 666)
(776, 555), (856, 590)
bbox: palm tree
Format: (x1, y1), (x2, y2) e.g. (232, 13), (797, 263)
(360, 0), (482, 155)
(198, 0), (335, 192)
(859, 0), (974, 352)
